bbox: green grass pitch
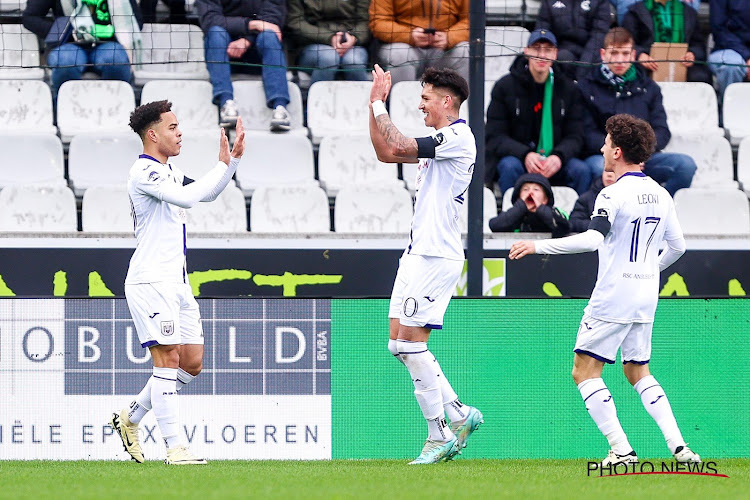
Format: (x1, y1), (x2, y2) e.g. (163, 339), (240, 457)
(1, 459), (748, 499)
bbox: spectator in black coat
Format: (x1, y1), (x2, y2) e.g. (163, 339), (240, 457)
(569, 170), (616, 232)
(489, 173), (570, 238)
(707, 0), (750, 104)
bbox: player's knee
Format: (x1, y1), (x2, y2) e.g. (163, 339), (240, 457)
(571, 366), (585, 385)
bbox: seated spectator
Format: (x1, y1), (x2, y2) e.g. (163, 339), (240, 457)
(139, 0), (186, 23)
(622, 0), (711, 83)
(708, 0), (750, 106)
(23, 0), (142, 93)
(195, 0), (291, 130)
(485, 29), (592, 196)
(489, 173), (570, 237)
(610, 0), (699, 24)
(535, 0), (612, 80)
(576, 27), (696, 196)
(287, 0), (370, 86)
(369, 0), (469, 85)
(568, 170), (616, 232)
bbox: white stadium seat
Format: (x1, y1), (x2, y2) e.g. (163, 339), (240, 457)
(317, 134), (401, 195)
(663, 134), (737, 188)
(235, 134), (316, 194)
(737, 137), (750, 195)
(134, 23), (209, 85)
(0, 184), (77, 232)
(81, 185), (133, 233)
(140, 80), (218, 131)
(390, 81), (433, 138)
(167, 129), (223, 181)
(250, 184), (330, 232)
(186, 184), (247, 233)
(658, 82), (723, 137)
(306, 81), (371, 144)
(723, 82), (750, 146)
(0, 0), (27, 12)
(457, 186), (498, 233)
(0, 132), (65, 187)
(0, 24), (44, 79)
(485, 26), (530, 83)
(674, 188), (750, 235)
(0, 80), (55, 134)
(334, 184), (413, 233)
(233, 80), (307, 136)
(56, 80), (136, 142)
(68, 132), (143, 195)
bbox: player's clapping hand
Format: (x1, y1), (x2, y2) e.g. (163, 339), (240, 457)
(219, 127), (230, 166)
(370, 64), (392, 103)
(508, 240), (536, 260)
(231, 116), (245, 159)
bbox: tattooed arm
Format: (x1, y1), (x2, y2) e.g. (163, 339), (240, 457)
(369, 64), (419, 164)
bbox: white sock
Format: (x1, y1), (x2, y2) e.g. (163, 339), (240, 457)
(397, 340), (454, 442)
(634, 375), (685, 454)
(127, 377), (153, 425)
(176, 368), (195, 392)
(430, 356), (468, 422)
(578, 378), (632, 455)
(387, 339), (405, 365)
(151, 367), (182, 449)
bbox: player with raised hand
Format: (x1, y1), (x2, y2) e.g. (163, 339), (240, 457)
(369, 64), (483, 464)
(110, 100), (245, 465)
(509, 114), (700, 467)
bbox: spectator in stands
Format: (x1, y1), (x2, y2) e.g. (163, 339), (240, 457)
(485, 29), (592, 196)
(535, 0), (612, 80)
(369, 0), (469, 85)
(139, 0), (186, 23)
(610, 0), (700, 24)
(488, 173), (570, 237)
(195, 0), (291, 130)
(576, 27), (696, 196)
(568, 170), (616, 232)
(23, 0), (142, 93)
(622, 0), (711, 83)
(708, 0), (750, 105)
(287, 0), (370, 86)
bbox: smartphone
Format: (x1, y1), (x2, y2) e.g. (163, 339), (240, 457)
(423, 28), (436, 34)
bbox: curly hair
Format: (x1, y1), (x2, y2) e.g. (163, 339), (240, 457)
(605, 114), (656, 165)
(129, 100), (172, 139)
(421, 68), (469, 108)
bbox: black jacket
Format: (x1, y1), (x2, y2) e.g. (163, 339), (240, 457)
(195, 0), (286, 38)
(23, 0), (143, 39)
(488, 173), (570, 237)
(569, 175), (604, 233)
(535, 0), (612, 61)
(622, 1), (711, 83)
(576, 63), (671, 157)
(711, 0), (750, 61)
(485, 55), (585, 183)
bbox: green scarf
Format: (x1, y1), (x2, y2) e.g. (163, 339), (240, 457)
(537, 69), (554, 156)
(601, 63), (637, 91)
(645, 0), (685, 43)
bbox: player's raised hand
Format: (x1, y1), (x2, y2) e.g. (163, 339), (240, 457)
(219, 127), (230, 165)
(370, 64), (392, 103)
(231, 116), (245, 159)
(508, 240), (536, 260)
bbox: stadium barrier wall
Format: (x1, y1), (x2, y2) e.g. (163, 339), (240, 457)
(1, 297), (748, 460)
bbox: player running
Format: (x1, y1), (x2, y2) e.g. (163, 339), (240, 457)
(369, 64), (483, 464)
(110, 100), (245, 465)
(509, 114), (700, 467)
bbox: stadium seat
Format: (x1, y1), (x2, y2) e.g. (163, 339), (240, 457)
(0, 80), (55, 134)
(0, 24), (44, 79)
(485, 0), (541, 16)
(674, 188), (750, 235)
(167, 129), (224, 180)
(485, 26), (530, 83)
(317, 134), (401, 196)
(389, 81), (472, 139)
(140, 80), (218, 131)
(186, 184), (247, 233)
(81, 185), (133, 233)
(334, 184), (413, 233)
(0, 132), (65, 187)
(134, 23), (209, 85)
(0, 0), (27, 12)
(0, 184), (77, 232)
(68, 132), (143, 195)
(250, 184), (331, 232)
(663, 134), (737, 188)
(233, 80), (307, 136)
(235, 134), (316, 194)
(723, 83), (750, 146)
(306, 81), (371, 144)
(738, 137), (750, 195)
(501, 187), (577, 214)
(457, 186), (498, 233)
(56, 80), (136, 142)
(658, 82), (723, 137)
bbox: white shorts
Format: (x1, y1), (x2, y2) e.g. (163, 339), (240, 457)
(125, 282), (204, 348)
(388, 253), (463, 329)
(574, 314), (652, 365)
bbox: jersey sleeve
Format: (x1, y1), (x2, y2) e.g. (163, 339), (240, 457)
(133, 163), (169, 198)
(663, 198), (684, 242)
(416, 125), (466, 160)
(591, 187), (619, 226)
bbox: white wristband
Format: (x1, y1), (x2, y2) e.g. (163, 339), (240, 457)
(372, 100), (388, 118)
